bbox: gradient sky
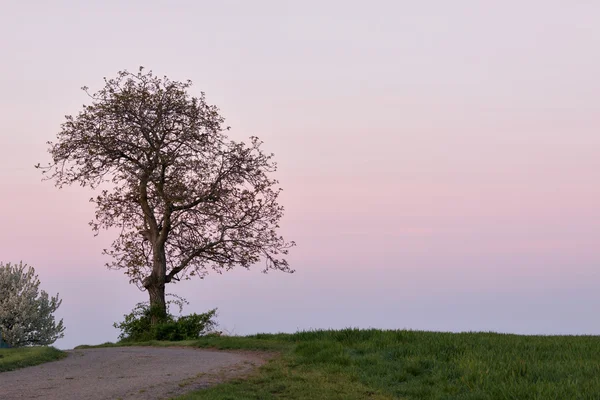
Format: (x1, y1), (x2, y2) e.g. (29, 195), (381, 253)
(1, 1), (599, 349)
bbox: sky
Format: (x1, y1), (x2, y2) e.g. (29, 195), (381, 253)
(1, 0), (599, 349)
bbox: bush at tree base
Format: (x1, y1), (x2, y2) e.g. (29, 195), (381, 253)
(114, 297), (217, 342)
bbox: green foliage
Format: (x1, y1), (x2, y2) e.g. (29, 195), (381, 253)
(154, 312), (219, 341)
(0, 346), (66, 372)
(169, 329), (600, 400)
(114, 296), (217, 342)
(76, 329), (600, 399)
(112, 302), (158, 342)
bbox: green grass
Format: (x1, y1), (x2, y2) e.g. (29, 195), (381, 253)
(78, 329), (600, 399)
(0, 346), (66, 372)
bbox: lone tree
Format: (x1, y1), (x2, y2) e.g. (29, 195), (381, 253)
(38, 68), (295, 321)
(0, 262), (65, 347)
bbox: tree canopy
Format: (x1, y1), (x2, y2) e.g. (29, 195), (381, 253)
(38, 67), (295, 318)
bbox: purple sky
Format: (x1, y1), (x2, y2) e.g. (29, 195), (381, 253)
(1, 1), (599, 349)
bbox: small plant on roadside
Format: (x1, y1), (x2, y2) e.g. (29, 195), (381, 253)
(0, 347), (66, 372)
(114, 295), (217, 342)
(0, 261), (65, 347)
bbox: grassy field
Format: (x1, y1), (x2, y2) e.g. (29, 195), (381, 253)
(0, 346), (66, 372)
(77, 329), (600, 399)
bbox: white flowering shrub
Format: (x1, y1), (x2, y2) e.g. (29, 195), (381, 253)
(0, 261), (65, 347)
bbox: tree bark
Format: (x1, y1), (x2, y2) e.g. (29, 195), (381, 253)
(138, 174), (169, 324)
(144, 242), (168, 325)
(146, 280), (166, 325)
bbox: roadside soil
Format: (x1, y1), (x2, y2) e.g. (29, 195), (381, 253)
(0, 346), (270, 400)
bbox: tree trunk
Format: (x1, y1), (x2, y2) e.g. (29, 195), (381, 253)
(146, 280), (166, 325)
(144, 242), (168, 325)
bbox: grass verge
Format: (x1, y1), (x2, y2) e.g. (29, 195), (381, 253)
(0, 346), (66, 372)
(78, 329), (600, 399)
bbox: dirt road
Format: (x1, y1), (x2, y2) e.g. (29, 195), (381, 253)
(0, 347), (266, 400)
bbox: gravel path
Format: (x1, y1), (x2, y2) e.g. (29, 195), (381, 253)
(0, 347), (267, 400)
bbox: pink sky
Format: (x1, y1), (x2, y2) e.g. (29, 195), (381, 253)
(1, 1), (599, 349)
